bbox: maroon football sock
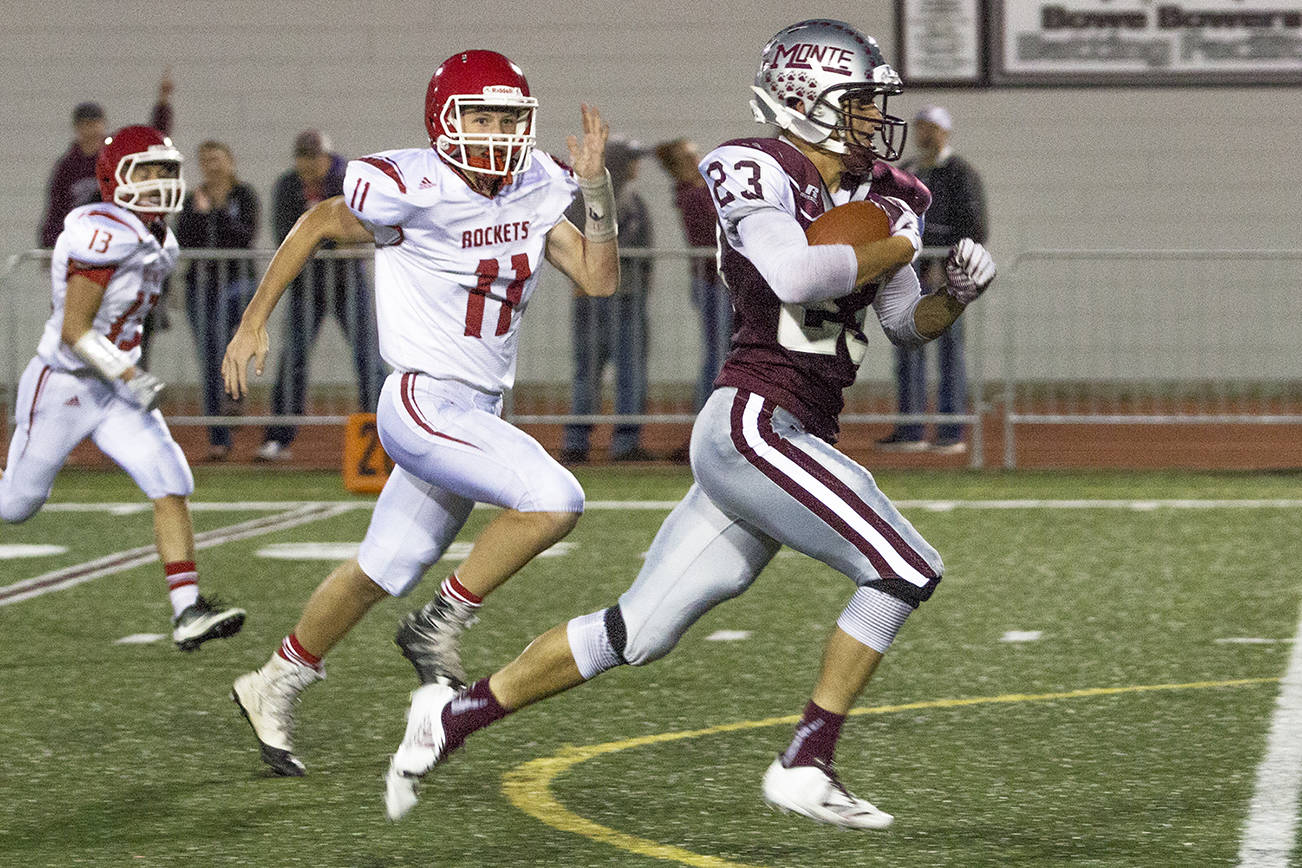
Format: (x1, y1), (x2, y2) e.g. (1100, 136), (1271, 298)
(442, 677), (509, 751)
(780, 700), (846, 768)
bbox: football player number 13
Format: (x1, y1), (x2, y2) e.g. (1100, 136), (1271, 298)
(465, 254), (530, 338)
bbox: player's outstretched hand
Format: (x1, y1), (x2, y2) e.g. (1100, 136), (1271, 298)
(943, 238), (996, 305)
(222, 324), (269, 401)
(566, 103), (609, 181)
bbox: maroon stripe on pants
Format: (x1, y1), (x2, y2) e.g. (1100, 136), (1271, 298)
(400, 372), (480, 449)
(20, 366), (53, 460)
(755, 413), (937, 580)
(728, 390), (902, 578)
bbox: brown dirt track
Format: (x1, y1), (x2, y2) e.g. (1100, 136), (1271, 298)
(53, 411), (1302, 474)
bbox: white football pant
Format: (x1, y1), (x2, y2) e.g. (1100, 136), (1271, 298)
(357, 372), (584, 596)
(1, 358), (193, 523)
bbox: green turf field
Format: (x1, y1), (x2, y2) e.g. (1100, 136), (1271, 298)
(1, 467), (1300, 867)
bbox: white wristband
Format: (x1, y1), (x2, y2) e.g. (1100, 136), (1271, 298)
(577, 169), (618, 243)
(72, 331), (132, 381)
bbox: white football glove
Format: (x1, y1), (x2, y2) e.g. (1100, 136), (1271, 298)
(878, 196), (921, 255)
(942, 238), (996, 305)
(126, 371), (166, 411)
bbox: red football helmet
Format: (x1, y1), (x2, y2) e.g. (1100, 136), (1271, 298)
(425, 50), (537, 178)
(96, 125), (185, 216)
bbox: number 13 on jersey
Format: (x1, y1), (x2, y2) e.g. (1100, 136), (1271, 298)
(465, 253), (530, 338)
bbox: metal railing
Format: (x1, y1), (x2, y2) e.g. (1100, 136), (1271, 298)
(11, 245), (1295, 469)
(998, 249), (1302, 467)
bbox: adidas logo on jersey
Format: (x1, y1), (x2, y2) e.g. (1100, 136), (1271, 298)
(64, 396), (81, 407)
(419, 176), (434, 189)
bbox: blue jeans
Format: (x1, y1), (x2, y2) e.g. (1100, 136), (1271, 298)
(264, 260), (386, 446)
(564, 291), (648, 456)
(185, 261), (256, 448)
(891, 316), (967, 442)
(692, 274), (733, 410)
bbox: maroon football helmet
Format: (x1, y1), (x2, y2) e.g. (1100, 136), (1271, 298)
(425, 50), (538, 178)
(95, 125), (185, 216)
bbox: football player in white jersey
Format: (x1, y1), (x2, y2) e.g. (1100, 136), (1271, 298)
(1, 125), (246, 650)
(223, 50), (619, 777)
(381, 21), (996, 829)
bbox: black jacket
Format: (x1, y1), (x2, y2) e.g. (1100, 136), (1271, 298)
(904, 152), (988, 249)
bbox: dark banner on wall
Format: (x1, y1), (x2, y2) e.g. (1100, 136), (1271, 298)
(897, 0), (1302, 85)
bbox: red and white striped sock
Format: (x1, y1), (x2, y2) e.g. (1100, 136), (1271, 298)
(276, 632), (323, 672)
(441, 573), (484, 608)
(164, 560), (199, 618)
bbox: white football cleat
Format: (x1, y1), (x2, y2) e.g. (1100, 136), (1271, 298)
(762, 757), (894, 830)
(384, 682), (458, 821)
(231, 655), (324, 776)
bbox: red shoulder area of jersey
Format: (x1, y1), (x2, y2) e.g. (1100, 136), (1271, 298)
(360, 156), (407, 193)
(84, 208), (144, 241)
(66, 259), (116, 288)
(805, 200), (890, 247)
(870, 162), (931, 216)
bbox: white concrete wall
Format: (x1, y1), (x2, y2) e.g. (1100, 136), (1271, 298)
(3, 1), (1299, 390)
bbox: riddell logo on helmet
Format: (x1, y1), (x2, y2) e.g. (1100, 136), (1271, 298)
(482, 85), (522, 96)
(774, 43), (854, 75)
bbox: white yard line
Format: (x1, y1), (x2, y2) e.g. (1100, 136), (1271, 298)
(1238, 594), (1302, 867)
(0, 503), (353, 606)
(35, 498), (1302, 513)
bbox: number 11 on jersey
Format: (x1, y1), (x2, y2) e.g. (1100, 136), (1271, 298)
(465, 253), (530, 338)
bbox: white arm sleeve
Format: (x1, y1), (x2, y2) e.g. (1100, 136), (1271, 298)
(872, 266), (926, 347)
(72, 330), (132, 380)
(734, 209), (858, 304)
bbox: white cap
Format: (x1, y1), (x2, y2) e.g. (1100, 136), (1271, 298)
(914, 105), (953, 131)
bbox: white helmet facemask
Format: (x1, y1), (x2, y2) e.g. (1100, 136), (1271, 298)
(436, 91), (538, 178)
(113, 144), (185, 214)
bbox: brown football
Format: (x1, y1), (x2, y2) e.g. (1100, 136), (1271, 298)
(805, 200), (891, 247)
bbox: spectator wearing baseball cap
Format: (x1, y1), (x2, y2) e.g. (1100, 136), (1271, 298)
(254, 130), (386, 462)
(40, 69), (175, 248)
(913, 104), (953, 132)
(877, 104), (990, 456)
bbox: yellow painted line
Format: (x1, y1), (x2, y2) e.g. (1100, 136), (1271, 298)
(501, 677), (1278, 868)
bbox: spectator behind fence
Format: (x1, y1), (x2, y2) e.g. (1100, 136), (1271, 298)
(559, 136), (655, 463)
(655, 137), (731, 412)
(175, 140), (262, 461)
(39, 69), (176, 248)
(876, 105), (989, 455)
(254, 130), (385, 462)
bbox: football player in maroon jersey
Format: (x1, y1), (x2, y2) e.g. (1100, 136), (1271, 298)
(384, 20), (995, 829)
